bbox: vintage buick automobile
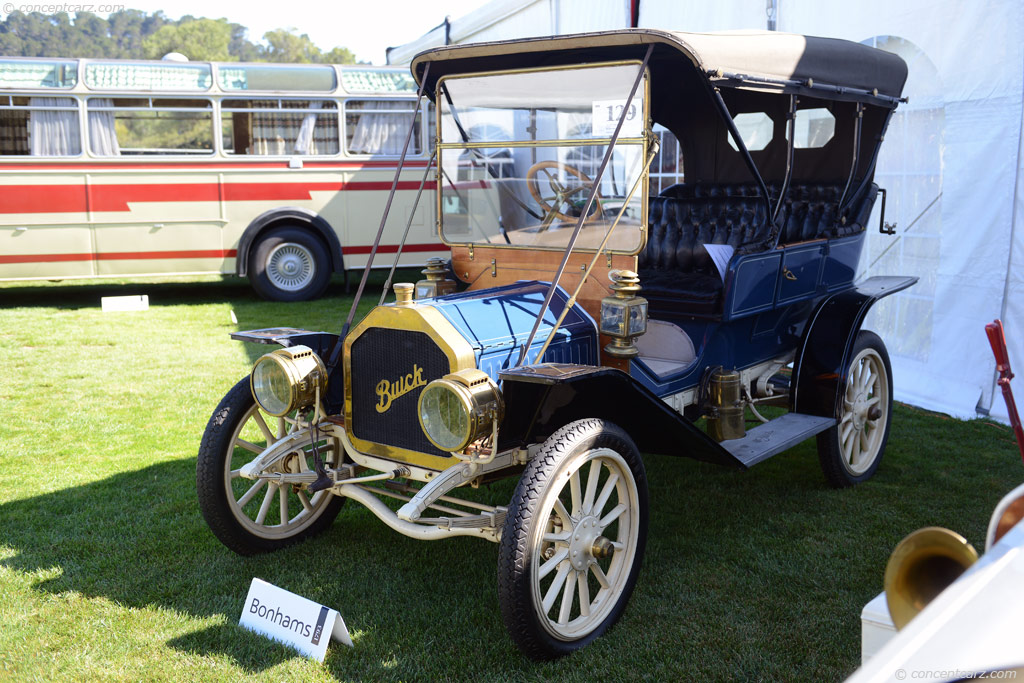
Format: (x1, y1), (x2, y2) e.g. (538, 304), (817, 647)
(197, 29), (914, 659)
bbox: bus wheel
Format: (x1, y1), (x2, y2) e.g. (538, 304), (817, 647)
(249, 226), (331, 301)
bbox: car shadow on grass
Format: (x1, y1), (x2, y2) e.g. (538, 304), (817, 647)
(0, 457), (524, 677)
(0, 410), (1017, 680)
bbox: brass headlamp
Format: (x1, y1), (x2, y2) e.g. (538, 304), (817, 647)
(250, 345), (327, 417)
(600, 270), (648, 358)
(418, 368), (504, 452)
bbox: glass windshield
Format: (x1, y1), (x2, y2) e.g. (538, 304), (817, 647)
(437, 63), (647, 253)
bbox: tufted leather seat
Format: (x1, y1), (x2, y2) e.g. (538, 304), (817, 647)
(638, 183), (873, 316)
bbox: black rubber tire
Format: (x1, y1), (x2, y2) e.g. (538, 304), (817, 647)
(497, 418), (648, 660)
(248, 226), (331, 302)
(817, 330), (894, 488)
(196, 377), (344, 555)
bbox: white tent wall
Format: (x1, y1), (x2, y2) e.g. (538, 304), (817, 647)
(390, 0), (1024, 422)
(777, 0), (1024, 421)
(386, 0), (629, 65)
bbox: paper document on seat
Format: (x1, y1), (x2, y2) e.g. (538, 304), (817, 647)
(703, 244), (734, 281)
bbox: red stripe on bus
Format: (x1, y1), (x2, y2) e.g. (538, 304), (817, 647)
(344, 243), (447, 254)
(1, 181), (426, 213)
(0, 160), (431, 171)
(0, 244), (448, 264)
(0, 249), (239, 264)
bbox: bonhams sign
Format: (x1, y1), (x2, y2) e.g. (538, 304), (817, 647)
(239, 578), (352, 662)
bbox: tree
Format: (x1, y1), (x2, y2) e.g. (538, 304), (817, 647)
(142, 18), (234, 62)
(321, 46), (357, 65)
(0, 11), (358, 65)
(262, 28), (321, 63)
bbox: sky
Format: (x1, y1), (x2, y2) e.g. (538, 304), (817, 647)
(97, 0), (495, 64)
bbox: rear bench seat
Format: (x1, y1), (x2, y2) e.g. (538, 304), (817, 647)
(638, 183), (875, 315)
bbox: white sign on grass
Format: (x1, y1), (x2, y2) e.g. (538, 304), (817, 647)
(239, 578), (352, 662)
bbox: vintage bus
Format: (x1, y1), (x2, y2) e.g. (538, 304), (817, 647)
(0, 56), (443, 300)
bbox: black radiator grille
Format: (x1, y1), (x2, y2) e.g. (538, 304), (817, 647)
(350, 328), (452, 458)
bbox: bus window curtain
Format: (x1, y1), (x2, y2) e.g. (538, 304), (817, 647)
(293, 101), (321, 154)
(349, 101), (414, 155)
(0, 109), (29, 154)
(251, 100), (292, 155)
(87, 98), (120, 156)
(29, 97), (81, 156)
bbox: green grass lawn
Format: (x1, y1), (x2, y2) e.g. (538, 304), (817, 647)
(0, 273), (1020, 682)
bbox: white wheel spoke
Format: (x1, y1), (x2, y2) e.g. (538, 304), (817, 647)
(591, 563), (611, 590)
(841, 411), (854, 424)
(553, 498), (573, 527)
(279, 485), (289, 525)
(543, 564), (571, 614)
(593, 471), (620, 517)
(230, 468), (241, 480)
(866, 396), (881, 408)
(538, 549), (568, 579)
(252, 412), (274, 442)
(237, 478), (266, 507)
(851, 430), (862, 465)
(861, 430), (871, 453)
(583, 459), (601, 514)
(235, 438), (263, 454)
(600, 503), (627, 529)
(543, 531), (571, 543)
(577, 571), (591, 618)
(297, 490), (313, 513)
(840, 421), (854, 445)
(557, 570), (577, 625)
(611, 541), (624, 551)
(569, 469), (582, 517)
(255, 483), (278, 525)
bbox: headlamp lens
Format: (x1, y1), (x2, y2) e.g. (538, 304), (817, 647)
(252, 356), (292, 416)
(419, 381), (470, 452)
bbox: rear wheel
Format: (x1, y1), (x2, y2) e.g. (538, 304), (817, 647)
(197, 377), (345, 555)
(249, 226), (331, 301)
(498, 419), (648, 660)
(817, 330), (893, 487)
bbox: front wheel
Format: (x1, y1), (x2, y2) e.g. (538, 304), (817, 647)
(197, 377), (345, 555)
(498, 419), (648, 660)
(248, 226), (331, 301)
(817, 330), (893, 487)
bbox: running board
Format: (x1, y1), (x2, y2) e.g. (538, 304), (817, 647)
(722, 413), (836, 467)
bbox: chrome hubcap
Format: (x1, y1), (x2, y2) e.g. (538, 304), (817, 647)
(266, 243), (315, 291)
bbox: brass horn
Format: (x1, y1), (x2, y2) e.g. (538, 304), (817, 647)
(883, 527), (979, 630)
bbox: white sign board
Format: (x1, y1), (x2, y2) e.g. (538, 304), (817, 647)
(239, 578), (352, 662)
(591, 99), (643, 138)
(101, 294), (149, 312)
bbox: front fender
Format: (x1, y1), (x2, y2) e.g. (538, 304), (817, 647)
(791, 275), (917, 418)
(499, 364), (745, 469)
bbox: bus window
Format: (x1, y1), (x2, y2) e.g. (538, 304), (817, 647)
(0, 96), (81, 156)
(345, 100), (422, 156)
(221, 99), (339, 156)
(87, 97), (213, 156)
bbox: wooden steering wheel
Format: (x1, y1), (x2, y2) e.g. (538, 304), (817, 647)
(525, 160), (604, 224)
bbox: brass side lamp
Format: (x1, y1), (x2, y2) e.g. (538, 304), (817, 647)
(415, 257), (457, 299)
(600, 270), (648, 358)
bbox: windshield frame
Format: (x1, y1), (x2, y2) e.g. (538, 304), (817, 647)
(433, 59), (651, 256)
